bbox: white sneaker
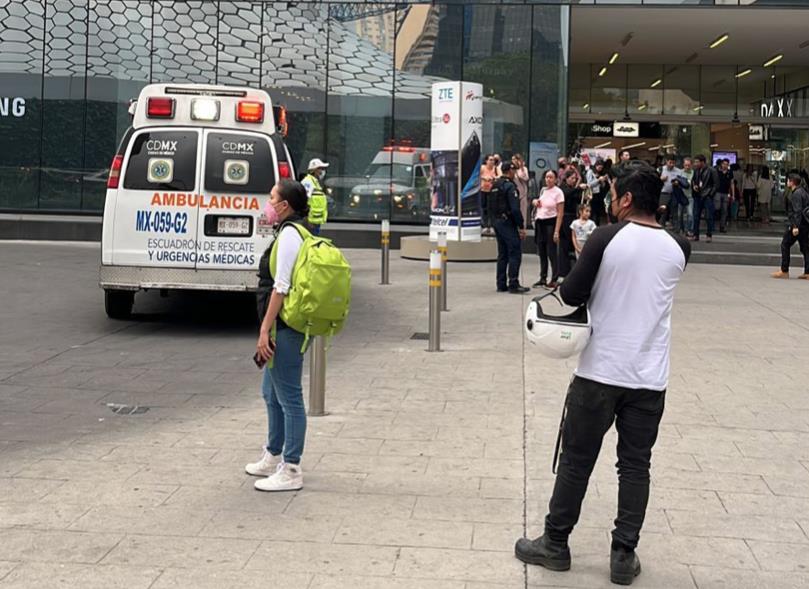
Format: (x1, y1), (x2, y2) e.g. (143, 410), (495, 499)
(254, 462), (303, 492)
(245, 449), (281, 477)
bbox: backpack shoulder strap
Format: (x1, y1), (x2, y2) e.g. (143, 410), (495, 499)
(278, 220), (312, 241)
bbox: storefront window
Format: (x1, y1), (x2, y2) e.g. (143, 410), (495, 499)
(0, 0), (44, 210)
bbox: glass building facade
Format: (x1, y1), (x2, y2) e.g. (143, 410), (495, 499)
(0, 0), (802, 220)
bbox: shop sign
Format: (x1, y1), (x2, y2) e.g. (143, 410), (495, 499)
(0, 97), (26, 117)
(589, 122), (613, 137)
(748, 124), (766, 141)
(613, 121), (639, 138)
(760, 98), (793, 118)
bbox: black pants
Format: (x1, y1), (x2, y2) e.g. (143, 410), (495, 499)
(493, 218), (522, 289)
(535, 218), (559, 283)
(558, 213), (576, 279)
(544, 376), (666, 551)
(590, 192), (606, 226)
(743, 189), (757, 220)
(780, 225), (809, 274)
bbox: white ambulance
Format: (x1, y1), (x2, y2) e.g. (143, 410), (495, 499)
(99, 84), (295, 318)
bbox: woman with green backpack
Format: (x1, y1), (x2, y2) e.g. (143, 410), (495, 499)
(248, 180), (312, 492)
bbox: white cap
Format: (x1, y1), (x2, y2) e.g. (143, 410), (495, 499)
(307, 158), (330, 171)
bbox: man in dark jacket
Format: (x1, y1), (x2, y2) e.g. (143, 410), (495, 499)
(690, 155), (719, 242)
(772, 173), (809, 279)
(489, 162), (529, 293)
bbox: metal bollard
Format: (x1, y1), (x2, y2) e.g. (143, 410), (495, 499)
(437, 231), (448, 312)
(308, 336), (328, 416)
(428, 250), (442, 352)
(380, 219), (390, 285)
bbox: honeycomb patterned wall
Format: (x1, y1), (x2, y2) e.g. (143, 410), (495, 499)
(0, 0), (439, 99)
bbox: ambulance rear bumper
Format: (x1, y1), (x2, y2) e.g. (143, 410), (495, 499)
(99, 264), (258, 292)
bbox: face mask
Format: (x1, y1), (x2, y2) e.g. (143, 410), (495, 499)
(608, 196), (621, 224)
(264, 199), (281, 226)
(319, 169), (326, 180)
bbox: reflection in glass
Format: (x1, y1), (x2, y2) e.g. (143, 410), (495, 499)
(153, 1), (217, 84)
(40, 0), (87, 211)
(0, 0), (43, 209)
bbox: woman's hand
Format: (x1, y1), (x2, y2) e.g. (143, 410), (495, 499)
(553, 232), (560, 244)
(257, 330), (275, 362)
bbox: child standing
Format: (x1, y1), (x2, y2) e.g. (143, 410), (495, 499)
(570, 204), (596, 258)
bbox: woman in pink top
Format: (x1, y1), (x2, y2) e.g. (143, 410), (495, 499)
(531, 170), (565, 288)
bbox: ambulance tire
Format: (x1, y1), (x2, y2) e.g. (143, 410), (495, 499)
(105, 289), (134, 320)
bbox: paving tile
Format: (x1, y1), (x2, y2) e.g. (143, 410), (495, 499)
(690, 565), (809, 589)
(640, 532), (759, 569)
(335, 517), (473, 549)
(0, 529), (123, 564)
(12, 460), (142, 482)
(38, 481), (178, 507)
(360, 472), (480, 498)
(245, 541), (398, 576)
(100, 535), (258, 569)
(746, 540), (809, 572)
(0, 502), (88, 530)
(394, 547), (524, 584)
(150, 569), (313, 589)
(0, 477), (65, 503)
(68, 505), (213, 536)
(471, 522), (524, 552)
(0, 561), (18, 581)
(199, 511), (342, 543)
(310, 576), (464, 589)
(666, 510), (808, 543)
(0, 563), (159, 589)
(413, 497), (523, 524)
(313, 454), (429, 475)
(284, 491), (415, 519)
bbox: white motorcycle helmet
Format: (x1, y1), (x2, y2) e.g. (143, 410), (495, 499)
(525, 290), (591, 359)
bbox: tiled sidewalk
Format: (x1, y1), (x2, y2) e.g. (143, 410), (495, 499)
(1, 242), (808, 588)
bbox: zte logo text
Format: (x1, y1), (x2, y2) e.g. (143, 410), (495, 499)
(438, 88), (454, 101)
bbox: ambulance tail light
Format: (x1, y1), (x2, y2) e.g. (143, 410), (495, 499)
(236, 101), (264, 123)
(107, 155), (123, 189)
(146, 97), (175, 118)
(278, 162), (291, 179)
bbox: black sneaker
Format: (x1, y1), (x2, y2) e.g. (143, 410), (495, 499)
(610, 547), (641, 585)
(514, 534), (571, 570)
(508, 285), (530, 294)
(496, 287), (508, 293)
(532, 279), (547, 288)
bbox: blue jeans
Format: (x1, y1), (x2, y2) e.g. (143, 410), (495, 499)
(692, 195), (715, 238)
(261, 325), (306, 464)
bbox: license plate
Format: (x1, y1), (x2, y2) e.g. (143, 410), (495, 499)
(217, 217), (250, 235)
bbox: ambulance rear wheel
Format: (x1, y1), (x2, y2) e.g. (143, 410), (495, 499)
(105, 290), (134, 319)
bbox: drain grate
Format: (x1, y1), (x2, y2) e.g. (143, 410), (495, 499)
(410, 332), (429, 340)
(106, 403), (150, 416)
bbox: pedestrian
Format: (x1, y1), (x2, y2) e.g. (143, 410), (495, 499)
(658, 155), (682, 227)
(681, 158), (695, 237)
(249, 180), (312, 492)
(489, 161), (529, 293)
(513, 154), (531, 229)
(690, 155), (718, 242)
(772, 172), (809, 280)
(586, 159), (609, 226)
(515, 160), (691, 586)
(570, 204), (596, 258)
(492, 154), (503, 177)
(559, 170), (585, 279)
(480, 154), (498, 232)
(619, 149), (631, 163)
(741, 164), (758, 221)
(729, 162), (742, 227)
(301, 158), (329, 235)
(715, 158), (734, 233)
(757, 166), (774, 225)
(532, 169), (565, 289)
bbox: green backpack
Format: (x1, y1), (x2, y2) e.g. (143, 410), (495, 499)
(269, 222), (351, 351)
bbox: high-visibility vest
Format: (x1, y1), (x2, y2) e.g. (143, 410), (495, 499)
(305, 173), (328, 225)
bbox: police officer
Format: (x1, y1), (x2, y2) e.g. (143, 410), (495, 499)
(488, 161), (529, 294)
(301, 158), (329, 235)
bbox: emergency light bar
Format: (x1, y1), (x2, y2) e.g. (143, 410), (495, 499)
(164, 86), (247, 98)
(236, 101), (264, 123)
(147, 97), (174, 118)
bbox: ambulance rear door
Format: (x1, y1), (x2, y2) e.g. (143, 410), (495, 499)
(112, 128), (202, 267)
(194, 129), (278, 271)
